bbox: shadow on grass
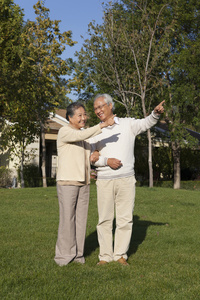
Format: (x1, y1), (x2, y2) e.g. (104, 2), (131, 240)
(85, 230), (99, 257)
(128, 215), (167, 257)
(84, 215), (167, 258)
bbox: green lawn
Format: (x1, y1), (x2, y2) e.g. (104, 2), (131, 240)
(0, 185), (199, 299)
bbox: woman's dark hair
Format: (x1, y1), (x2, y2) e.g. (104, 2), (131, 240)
(66, 102), (85, 121)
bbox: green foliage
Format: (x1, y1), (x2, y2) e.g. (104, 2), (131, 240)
(134, 133), (174, 181)
(155, 146), (200, 181)
(72, 0), (174, 117)
(135, 132), (200, 182)
(180, 148), (200, 180)
(0, 166), (12, 187)
(71, 0), (200, 189)
(73, 0), (200, 128)
(0, 0), (24, 117)
(46, 177), (56, 187)
(18, 0), (77, 122)
(20, 1), (77, 187)
(134, 135), (149, 180)
(0, 0), (76, 186)
(137, 180), (200, 190)
(17, 164), (41, 188)
(163, 0), (200, 143)
(1, 120), (39, 160)
(179, 180), (200, 190)
(0, 185), (200, 299)
(16, 163), (56, 187)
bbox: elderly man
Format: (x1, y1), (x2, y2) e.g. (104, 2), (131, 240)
(90, 94), (165, 266)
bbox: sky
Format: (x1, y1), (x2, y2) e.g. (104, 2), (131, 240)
(14, 0), (105, 100)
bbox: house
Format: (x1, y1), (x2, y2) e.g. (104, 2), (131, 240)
(44, 109), (68, 178)
(154, 120), (200, 145)
(1, 112), (199, 184)
(0, 109), (68, 181)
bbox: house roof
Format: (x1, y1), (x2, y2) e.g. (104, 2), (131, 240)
(155, 120), (200, 142)
(186, 128), (200, 142)
(55, 109), (67, 119)
(45, 109), (68, 133)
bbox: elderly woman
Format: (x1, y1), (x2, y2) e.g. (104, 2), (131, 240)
(54, 102), (115, 266)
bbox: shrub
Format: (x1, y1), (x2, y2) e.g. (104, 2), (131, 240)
(136, 179), (200, 190)
(17, 164), (57, 187)
(47, 177), (56, 186)
(0, 166), (12, 188)
(18, 164), (42, 188)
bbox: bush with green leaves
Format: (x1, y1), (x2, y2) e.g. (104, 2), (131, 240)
(18, 164), (41, 188)
(0, 166), (12, 188)
(17, 164), (56, 188)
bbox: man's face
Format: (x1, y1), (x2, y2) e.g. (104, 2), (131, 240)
(94, 97), (113, 122)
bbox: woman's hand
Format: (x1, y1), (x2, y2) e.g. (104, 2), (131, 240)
(100, 115), (116, 128)
(90, 151), (100, 163)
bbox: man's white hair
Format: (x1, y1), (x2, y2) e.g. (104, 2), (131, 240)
(94, 94), (115, 110)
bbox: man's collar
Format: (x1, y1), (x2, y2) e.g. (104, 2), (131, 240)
(100, 116), (119, 126)
(114, 116), (119, 124)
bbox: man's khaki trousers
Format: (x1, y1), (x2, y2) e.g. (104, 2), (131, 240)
(96, 176), (136, 262)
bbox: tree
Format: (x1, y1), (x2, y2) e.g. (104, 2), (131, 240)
(71, 0), (174, 187)
(72, 0), (200, 189)
(0, 0), (38, 187)
(163, 0), (200, 189)
(20, 1), (77, 187)
(1, 120), (39, 188)
(0, 0), (24, 117)
(19, 1), (76, 186)
(1, 0), (76, 187)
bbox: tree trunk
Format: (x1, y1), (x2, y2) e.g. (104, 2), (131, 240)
(147, 129), (153, 188)
(40, 122), (47, 188)
(172, 141), (181, 189)
(20, 145), (25, 188)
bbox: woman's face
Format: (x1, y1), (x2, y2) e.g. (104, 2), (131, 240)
(68, 107), (87, 129)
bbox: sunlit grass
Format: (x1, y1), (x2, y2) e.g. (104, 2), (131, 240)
(0, 185), (199, 299)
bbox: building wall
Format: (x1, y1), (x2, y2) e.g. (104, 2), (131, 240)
(0, 112), (67, 182)
(0, 137), (40, 178)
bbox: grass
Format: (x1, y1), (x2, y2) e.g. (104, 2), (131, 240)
(0, 184), (200, 299)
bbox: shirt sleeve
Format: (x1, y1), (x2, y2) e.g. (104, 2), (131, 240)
(93, 156), (108, 167)
(130, 111), (160, 136)
(58, 124), (102, 143)
(90, 141), (108, 167)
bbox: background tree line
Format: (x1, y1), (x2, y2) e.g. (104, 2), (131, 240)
(0, 0), (74, 187)
(70, 0), (200, 189)
(0, 0), (200, 188)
